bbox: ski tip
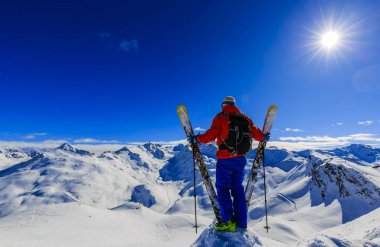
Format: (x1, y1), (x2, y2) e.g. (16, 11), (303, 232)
(267, 105), (278, 113)
(177, 104), (186, 111)
(177, 105), (190, 122)
(176, 104), (187, 115)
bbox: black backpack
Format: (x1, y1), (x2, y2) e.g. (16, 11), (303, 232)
(218, 112), (252, 155)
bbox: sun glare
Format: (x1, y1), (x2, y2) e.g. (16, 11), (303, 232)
(302, 6), (361, 67)
(321, 31), (340, 49)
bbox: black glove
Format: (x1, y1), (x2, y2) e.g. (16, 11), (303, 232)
(264, 133), (271, 142)
(187, 134), (198, 144)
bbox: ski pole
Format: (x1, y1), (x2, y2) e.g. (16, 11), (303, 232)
(262, 148), (270, 233)
(193, 154), (199, 234)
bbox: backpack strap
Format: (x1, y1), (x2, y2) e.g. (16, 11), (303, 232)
(218, 112), (238, 156)
(218, 111), (229, 116)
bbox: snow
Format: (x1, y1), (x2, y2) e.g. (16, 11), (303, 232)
(0, 143), (179, 217)
(299, 207), (380, 246)
(0, 202), (210, 247)
(0, 142), (379, 246)
(191, 224), (263, 247)
(0, 147), (30, 170)
(56, 142), (93, 156)
(325, 144), (380, 164)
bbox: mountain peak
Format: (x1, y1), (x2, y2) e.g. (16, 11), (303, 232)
(57, 143), (77, 152)
(142, 142), (165, 159)
(115, 146), (131, 155)
(329, 144), (380, 163)
(347, 143), (374, 151)
(143, 142), (162, 149)
(56, 143), (92, 156)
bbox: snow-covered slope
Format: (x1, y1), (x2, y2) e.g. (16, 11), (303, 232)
(299, 207), (380, 246)
(0, 147), (30, 170)
(0, 142), (180, 218)
(248, 150), (380, 246)
(0, 202), (211, 247)
(0, 142), (379, 246)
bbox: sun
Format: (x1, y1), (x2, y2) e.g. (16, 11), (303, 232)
(320, 31), (340, 49)
(302, 4), (362, 66)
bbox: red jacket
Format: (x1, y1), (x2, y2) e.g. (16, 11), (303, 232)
(196, 105), (265, 159)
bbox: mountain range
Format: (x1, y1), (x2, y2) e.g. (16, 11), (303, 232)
(0, 142), (379, 246)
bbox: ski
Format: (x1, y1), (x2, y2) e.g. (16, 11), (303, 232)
(176, 105), (222, 224)
(245, 105), (278, 207)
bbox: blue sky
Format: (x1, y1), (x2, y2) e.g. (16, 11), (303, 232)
(1, 0), (380, 147)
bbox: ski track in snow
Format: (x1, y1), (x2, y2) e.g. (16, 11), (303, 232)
(277, 193), (297, 211)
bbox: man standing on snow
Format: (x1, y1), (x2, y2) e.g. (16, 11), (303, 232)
(189, 96), (270, 232)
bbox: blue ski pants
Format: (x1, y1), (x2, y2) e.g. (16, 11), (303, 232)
(215, 156), (247, 228)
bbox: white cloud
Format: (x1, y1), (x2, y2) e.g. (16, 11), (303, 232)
(0, 139), (184, 153)
(331, 122), (343, 127)
(358, 120), (374, 126)
(273, 133), (380, 150)
(97, 32), (138, 53)
(97, 32), (111, 40)
(120, 40), (138, 53)
(21, 133), (48, 139)
(280, 133), (380, 142)
(285, 128), (303, 132)
(73, 138), (120, 144)
(194, 127), (206, 132)
(268, 141), (347, 150)
(1, 135), (379, 153)
(0, 139), (124, 153)
(0, 139), (69, 149)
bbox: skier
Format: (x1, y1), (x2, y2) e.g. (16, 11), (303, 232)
(188, 96), (270, 232)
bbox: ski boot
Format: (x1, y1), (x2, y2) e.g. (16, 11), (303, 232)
(214, 220), (237, 232)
